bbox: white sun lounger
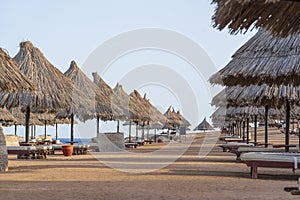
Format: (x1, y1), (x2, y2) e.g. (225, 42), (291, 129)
(240, 152), (300, 178)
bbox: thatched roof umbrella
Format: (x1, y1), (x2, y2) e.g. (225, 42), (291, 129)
(0, 108), (17, 125)
(209, 29), (300, 87)
(164, 106), (181, 129)
(64, 61), (113, 136)
(129, 90), (151, 139)
(0, 48), (35, 173)
(113, 84), (137, 141)
(5, 41), (92, 143)
(194, 117), (214, 132)
(92, 72), (125, 132)
(212, 0), (300, 37)
(175, 110), (191, 128)
(35, 112), (55, 139)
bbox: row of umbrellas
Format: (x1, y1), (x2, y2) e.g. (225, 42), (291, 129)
(209, 26), (300, 151)
(0, 41), (195, 142)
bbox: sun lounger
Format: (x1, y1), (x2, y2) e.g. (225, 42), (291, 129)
(241, 152), (300, 179)
(218, 142), (254, 152)
(224, 138), (248, 143)
(125, 142), (138, 148)
(7, 146), (37, 159)
(73, 144), (90, 155)
(236, 147), (299, 161)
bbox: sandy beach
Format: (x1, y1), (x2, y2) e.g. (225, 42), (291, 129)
(1, 127), (300, 200)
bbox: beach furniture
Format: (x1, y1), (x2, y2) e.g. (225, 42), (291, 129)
(7, 146), (40, 159)
(125, 142), (138, 148)
(241, 152), (300, 179)
(218, 142), (254, 152)
(236, 146), (298, 161)
(73, 144), (90, 155)
(224, 137), (248, 143)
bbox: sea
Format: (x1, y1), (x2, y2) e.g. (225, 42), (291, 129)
(56, 138), (91, 144)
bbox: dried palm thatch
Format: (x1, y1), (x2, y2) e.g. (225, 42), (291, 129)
(10, 108), (43, 126)
(209, 29), (300, 86)
(129, 90), (151, 123)
(92, 72), (124, 120)
(175, 110), (191, 127)
(112, 83), (134, 121)
(164, 106), (181, 129)
(35, 112), (55, 126)
(212, 0), (300, 37)
(142, 94), (166, 125)
(0, 108), (17, 124)
(212, 84), (300, 109)
(194, 117), (214, 131)
(211, 105), (286, 123)
(0, 48), (35, 92)
(5, 41), (93, 112)
(64, 61), (112, 121)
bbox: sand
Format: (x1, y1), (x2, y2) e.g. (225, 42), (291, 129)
(0, 127), (300, 200)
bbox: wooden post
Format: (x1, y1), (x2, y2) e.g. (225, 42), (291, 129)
(136, 122), (138, 139)
(55, 123), (58, 140)
(246, 117), (249, 144)
(44, 121), (47, 139)
(242, 120), (245, 142)
(265, 105), (269, 147)
(96, 116), (100, 134)
(25, 105), (30, 143)
(117, 120), (120, 133)
(71, 113), (74, 143)
(285, 100), (290, 152)
(254, 115), (258, 146)
(14, 124), (17, 136)
(129, 121), (132, 142)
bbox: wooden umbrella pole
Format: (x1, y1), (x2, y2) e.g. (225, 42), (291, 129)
(129, 121), (132, 142)
(117, 120), (120, 133)
(55, 123), (58, 140)
(25, 105), (30, 143)
(71, 113), (74, 143)
(14, 124), (17, 136)
(96, 116), (100, 134)
(242, 120), (245, 142)
(285, 100), (290, 152)
(265, 105), (269, 147)
(136, 122), (138, 139)
(44, 121), (47, 139)
(246, 117), (249, 144)
(254, 115), (258, 146)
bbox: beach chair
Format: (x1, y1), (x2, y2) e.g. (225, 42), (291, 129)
(236, 146), (299, 161)
(7, 146), (37, 159)
(218, 142), (254, 152)
(241, 152), (300, 179)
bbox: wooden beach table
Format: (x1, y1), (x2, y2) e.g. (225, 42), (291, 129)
(236, 147), (299, 161)
(241, 152), (300, 179)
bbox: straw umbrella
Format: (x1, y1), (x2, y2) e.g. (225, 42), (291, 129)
(129, 90), (151, 139)
(164, 106), (181, 129)
(0, 108), (17, 125)
(4, 41), (93, 143)
(0, 48), (35, 172)
(194, 117), (214, 132)
(212, 0), (300, 37)
(64, 61), (113, 135)
(140, 94), (166, 140)
(92, 72), (125, 133)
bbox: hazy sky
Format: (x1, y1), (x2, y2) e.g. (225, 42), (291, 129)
(1, 1), (257, 138)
